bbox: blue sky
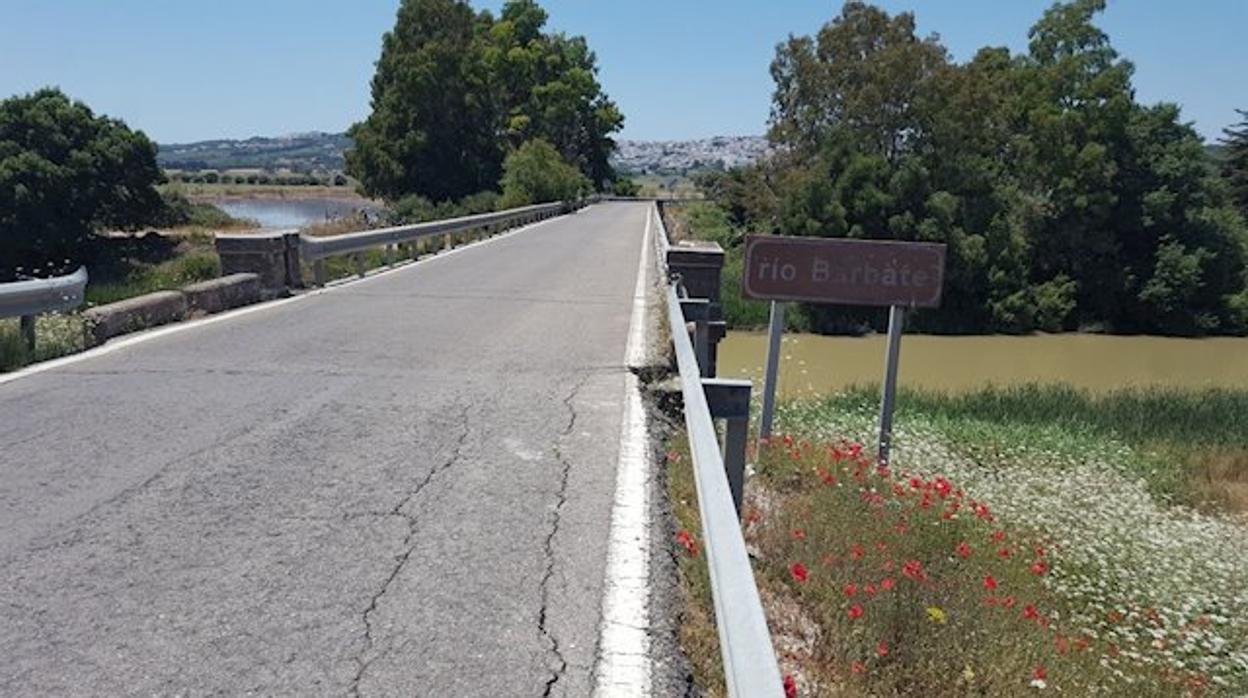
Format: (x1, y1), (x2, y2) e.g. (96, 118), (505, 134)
(1, 1), (1243, 144)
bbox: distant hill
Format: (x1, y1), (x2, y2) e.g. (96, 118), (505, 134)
(157, 132), (351, 173)
(157, 132), (771, 176)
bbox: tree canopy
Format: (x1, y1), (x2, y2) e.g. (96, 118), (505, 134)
(346, 0), (622, 203)
(707, 0), (1248, 336)
(0, 88), (164, 277)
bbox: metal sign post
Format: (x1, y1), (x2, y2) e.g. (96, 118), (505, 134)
(877, 305), (905, 466)
(757, 301), (786, 442)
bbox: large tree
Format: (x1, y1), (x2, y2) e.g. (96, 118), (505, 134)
(347, 0), (622, 202)
(0, 88), (164, 277)
(346, 0), (500, 202)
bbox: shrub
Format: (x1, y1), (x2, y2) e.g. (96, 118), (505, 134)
(499, 139), (589, 208)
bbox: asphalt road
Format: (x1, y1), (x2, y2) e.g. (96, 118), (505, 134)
(0, 202), (651, 696)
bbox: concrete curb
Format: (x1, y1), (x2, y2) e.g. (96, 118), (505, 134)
(82, 273), (263, 346)
(83, 291), (188, 346)
(183, 273), (262, 316)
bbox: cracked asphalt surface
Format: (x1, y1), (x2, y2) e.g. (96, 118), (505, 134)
(0, 202), (650, 696)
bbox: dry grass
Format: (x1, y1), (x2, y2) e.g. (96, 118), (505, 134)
(1189, 449), (1248, 515)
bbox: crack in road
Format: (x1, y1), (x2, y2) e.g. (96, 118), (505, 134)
(538, 375), (590, 697)
(349, 404), (472, 698)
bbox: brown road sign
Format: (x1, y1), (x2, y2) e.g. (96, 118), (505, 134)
(742, 235), (946, 308)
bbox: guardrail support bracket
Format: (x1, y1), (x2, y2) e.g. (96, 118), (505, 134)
(703, 378), (752, 517)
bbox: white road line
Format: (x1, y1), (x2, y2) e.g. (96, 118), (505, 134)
(0, 211), (576, 387)
(593, 206), (653, 696)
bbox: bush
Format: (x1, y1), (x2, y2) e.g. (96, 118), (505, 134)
(1, 88), (164, 275)
(499, 139), (589, 208)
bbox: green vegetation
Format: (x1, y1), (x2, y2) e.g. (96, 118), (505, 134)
(669, 384), (1248, 695)
(1221, 109), (1248, 220)
(499, 138), (589, 207)
(1, 88), (166, 280)
(698, 0), (1248, 337)
(346, 0), (622, 203)
(85, 251), (221, 306)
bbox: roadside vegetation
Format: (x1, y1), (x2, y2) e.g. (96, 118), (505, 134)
(694, 0), (1248, 337)
(669, 385), (1248, 696)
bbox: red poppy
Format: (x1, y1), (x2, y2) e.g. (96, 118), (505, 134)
(843, 583), (858, 598)
(850, 544), (866, 560)
(790, 563), (809, 584)
(983, 575), (998, 591)
(1023, 604), (1040, 620)
(901, 560), (926, 581)
(1030, 561), (1048, 576)
(1003, 596), (1017, 609)
(1032, 666), (1047, 681)
(783, 675), (797, 698)
(880, 577), (895, 591)
(991, 530), (1007, 543)
(792, 529), (806, 541)
(675, 530), (698, 557)
(955, 542), (972, 559)
(997, 547), (1012, 559)
(848, 604), (864, 620)
(851, 661), (866, 675)
(876, 640), (889, 657)
(864, 583), (878, 597)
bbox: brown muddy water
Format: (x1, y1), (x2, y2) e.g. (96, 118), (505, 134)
(719, 332), (1248, 396)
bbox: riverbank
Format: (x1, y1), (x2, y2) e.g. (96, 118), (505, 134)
(668, 385), (1248, 695)
(170, 182), (373, 203)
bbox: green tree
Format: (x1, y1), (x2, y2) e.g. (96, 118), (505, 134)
(347, 0), (621, 203)
(1220, 109), (1248, 216)
(499, 138), (588, 207)
(346, 0), (501, 202)
(0, 88), (164, 277)
(480, 0), (622, 187)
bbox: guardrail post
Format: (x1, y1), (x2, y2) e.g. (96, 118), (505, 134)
(20, 315), (35, 353)
(666, 241), (724, 304)
(704, 378), (752, 516)
(313, 260), (326, 287)
(354, 253), (366, 279)
(679, 298), (713, 377)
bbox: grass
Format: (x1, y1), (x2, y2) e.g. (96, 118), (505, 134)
(667, 384), (1248, 695)
(85, 250), (221, 306)
(0, 314), (90, 372)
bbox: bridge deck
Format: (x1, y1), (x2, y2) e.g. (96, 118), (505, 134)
(0, 202), (650, 696)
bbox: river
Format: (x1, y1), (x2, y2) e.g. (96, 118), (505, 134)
(211, 197), (380, 230)
(718, 331), (1248, 395)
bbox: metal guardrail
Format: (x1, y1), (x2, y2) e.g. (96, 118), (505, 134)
(299, 201), (567, 262)
(0, 266), (88, 352)
(652, 205), (784, 697)
(0, 267), (88, 319)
